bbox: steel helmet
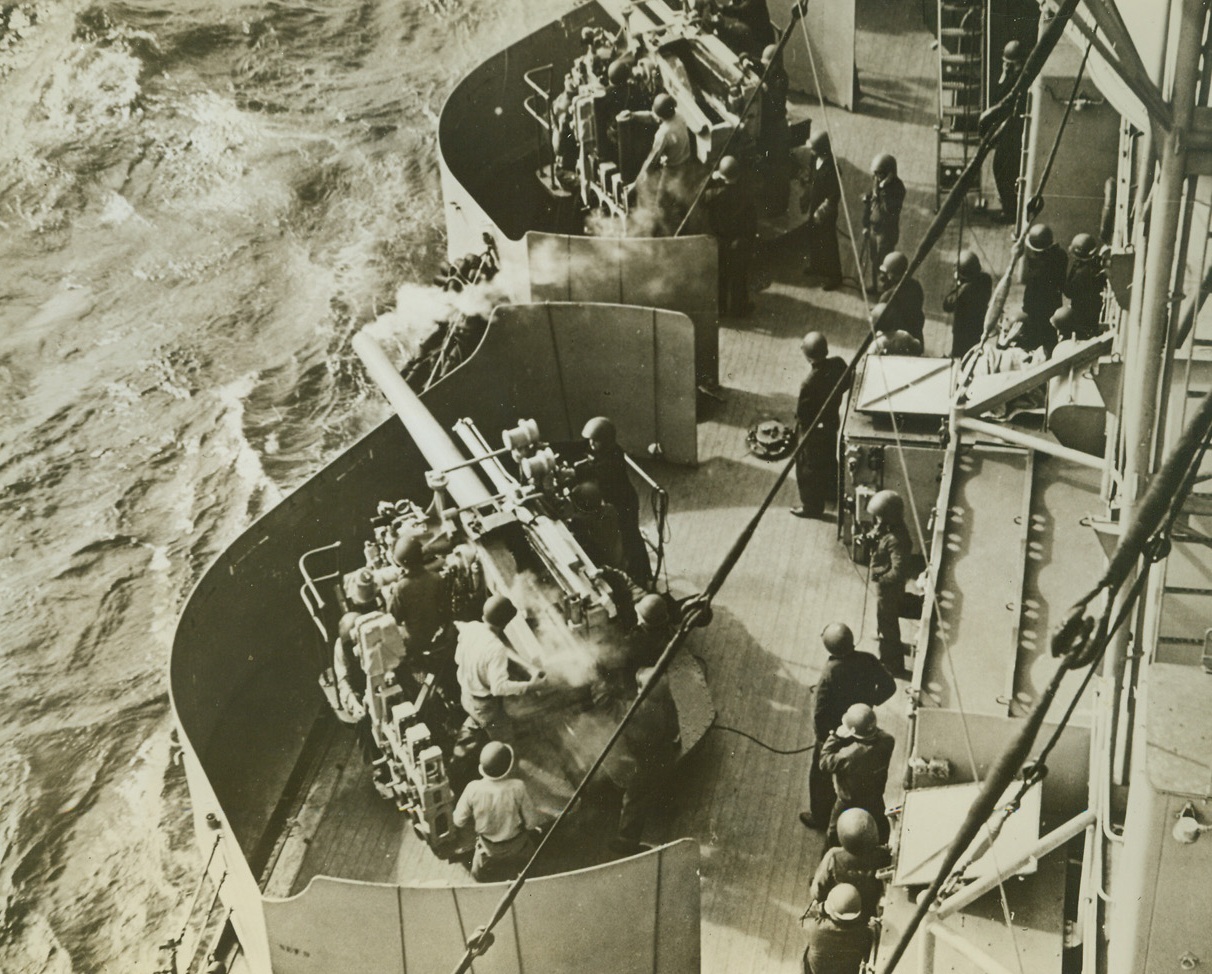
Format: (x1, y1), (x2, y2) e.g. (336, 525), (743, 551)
(1050, 305), (1077, 338)
(800, 331), (828, 361)
(607, 58), (631, 85)
(1069, 232), (1099, 260)
(1002, 40), (1025, 64)
(824, 883), (864, 922)
(871, 153), (897, 178)
(1025, 223), (1054, 252)
(761, 43), (779, 65)
(718, 155), (742, 183)
(867, 489), (904, 521)
(582, 415), (617, 443)
(571, 481), (603, 512)
(837, 808), (881, 854)
(483, 594), (518, 629)
(839, 703), (878, 739)
(636, 593), (670, 628)
(479, 741), (514, 779)
(821, 622), (855, 656)
(808, 129), (831, 155)
(338, 611), (361, 646)
(956, 249), (982, 280)
(652, 93), (676, 119)
(393, 534), (424, 568)
(880, 250), (909, 281)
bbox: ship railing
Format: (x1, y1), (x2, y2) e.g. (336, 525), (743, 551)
(522, 64), (561, 194)
(299, 541), (342, 644)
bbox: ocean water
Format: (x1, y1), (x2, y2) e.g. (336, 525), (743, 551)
(0, 1), (568, 969)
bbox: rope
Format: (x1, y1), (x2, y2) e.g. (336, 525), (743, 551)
(710, 724), (816, 754)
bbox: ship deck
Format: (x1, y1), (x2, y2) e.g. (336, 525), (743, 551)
(247, 1), (1103, 971)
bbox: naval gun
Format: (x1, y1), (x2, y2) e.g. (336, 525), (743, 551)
(526, 0), (762, 219)
(352, 331), (621, 639)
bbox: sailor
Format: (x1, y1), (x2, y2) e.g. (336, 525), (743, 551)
(1063, 232), (1107, 339)
(818, 703), (895, 846)
(609, 666), (681, 855)
(621, 93), (695, 235)
(600, 58), (646, 163)
(626, 593), (674, 672)
(800, 130), (843, 291)
(455, 595), (545, 736)
(453, 742), (542, 882)
(989, 40), (1027, 223)
(801, 883), (873, 974)
(869, 304), (924, 357)
(721, 0), (775, 51)
(867, 489), (913, 675)
(1050, 306), (1083, 354)
(568, 480), (626, 571)
(578, 416), (652, 586)
(800, 623), (895, 830)
(791, 332), (851, 520)
(704, 155), (758, 317)
(333, 612), (368, 722)
(1020, 223), (1068, 353)
(808, 808), (891, 920)
(758, 43), (789, 152)
(386, 534), (455, 694)
(942, 249), (993, 360)
(386, 536), (450, 653)
(876, 251), (925, 346)
(863, 154), (906, 293)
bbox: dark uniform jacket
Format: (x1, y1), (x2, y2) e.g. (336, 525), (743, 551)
(797, 357), (851, 434)
(813, 653), (896, 741)
(1021, 245), (1068, 349)
(879, 279), (926, 345)
(387, 570), (450, 650)
(803, 157), (841, 228)
(870, 521), (913, 592)
(809, 845), (892, 919)
(704, 175), (757, 243)
(1063, 260), (1107, 338)
(819, 729), (895, 808)
(802, 913), (873, 974)
(580, 443), (639, 520)
(943, 272), (993, 359)
(867, 175), (905, 241)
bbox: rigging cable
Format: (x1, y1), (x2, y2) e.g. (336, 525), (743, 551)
(447, 4), (1084, 971)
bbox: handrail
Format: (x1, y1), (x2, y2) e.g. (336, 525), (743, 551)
(523, 93), (552, 132)
(299, 541), (341, 611)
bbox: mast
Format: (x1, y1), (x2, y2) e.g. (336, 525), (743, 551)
(1107, 2), (1210, 972)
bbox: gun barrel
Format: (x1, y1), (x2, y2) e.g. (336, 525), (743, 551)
(352, 331), (494, 511)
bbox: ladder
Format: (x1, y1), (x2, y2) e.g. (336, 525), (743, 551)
(935, 0), (985, 210)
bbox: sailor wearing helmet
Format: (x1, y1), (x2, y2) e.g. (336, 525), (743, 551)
(801, 882), (873, 974)
(455, 595), (545, 735)
(453, 742), (542, 882)
(818, 703), (895, 847)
